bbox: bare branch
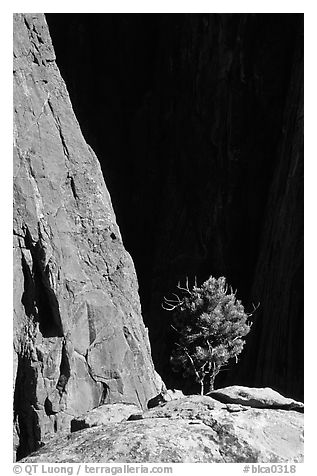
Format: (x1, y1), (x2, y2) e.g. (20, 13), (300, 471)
(183, 348), (202, 382)
(199, 361), (207, 372)
(163, 293), (182, 304)
(162, 292), (184, 311)
(171, 292), (183, 302)
(246, 302), (260, 317)
(217, 366), (230, 373)
(206, 339), (214, 358)
(162, 302), (181, 311)
(175, 342), (202, 382)
(177, 276), (192, 295)
(252, 302), (260, 312)
(170, 324), (181, 335)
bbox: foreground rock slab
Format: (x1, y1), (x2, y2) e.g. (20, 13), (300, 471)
(22, 395), (304, 463)
(208, 386), (304, 412)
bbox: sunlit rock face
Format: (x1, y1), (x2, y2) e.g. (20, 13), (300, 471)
(13, 13), (162, 461)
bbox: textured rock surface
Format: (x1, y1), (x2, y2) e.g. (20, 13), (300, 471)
(46, 14), (303, 399)
(22, 394), (304, 463)
(163, 388), (185, 401)
(13, 13), (162, 461)
(145, 394), (226, 417)
(71, 403), (141, 432)
(208, 386), (304, 411)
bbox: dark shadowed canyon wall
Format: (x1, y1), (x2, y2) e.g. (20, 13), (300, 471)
(45, 13), (303, 401)
(13, 13), (163, 461)
(44, 13), (304, 401)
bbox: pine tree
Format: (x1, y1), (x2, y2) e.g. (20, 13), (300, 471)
(162, 276), (256, 395)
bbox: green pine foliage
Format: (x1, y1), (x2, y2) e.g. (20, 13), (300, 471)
(163, 276), (253, 395)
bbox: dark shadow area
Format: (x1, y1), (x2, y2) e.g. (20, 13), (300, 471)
(22, 228), (64, 338)
(56, 341), (70, 393)
(45, 13), (303, 400)
(70, 419), (89, 433)
(14, 355), (42, 460)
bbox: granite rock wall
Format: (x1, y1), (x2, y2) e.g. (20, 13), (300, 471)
(13, 13), (162, 460)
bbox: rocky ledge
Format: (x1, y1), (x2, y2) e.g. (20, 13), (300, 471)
(22, 386), (304, 463)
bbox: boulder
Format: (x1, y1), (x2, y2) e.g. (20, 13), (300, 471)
(147, 388), (185, 408)
(144, 395), (226, 420)
(22, 394), (303, 463)
(208, 386), (304, 412)
(22, 419), (223, 463)
(71, 403), (141, 432)
(164, 389), (185, 401)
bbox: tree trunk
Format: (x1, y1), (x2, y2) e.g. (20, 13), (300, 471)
(209, 374), (216, 392)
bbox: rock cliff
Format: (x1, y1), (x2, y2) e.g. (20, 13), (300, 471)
(13, 13), (162, 461)
(45, 14), (303, 400)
